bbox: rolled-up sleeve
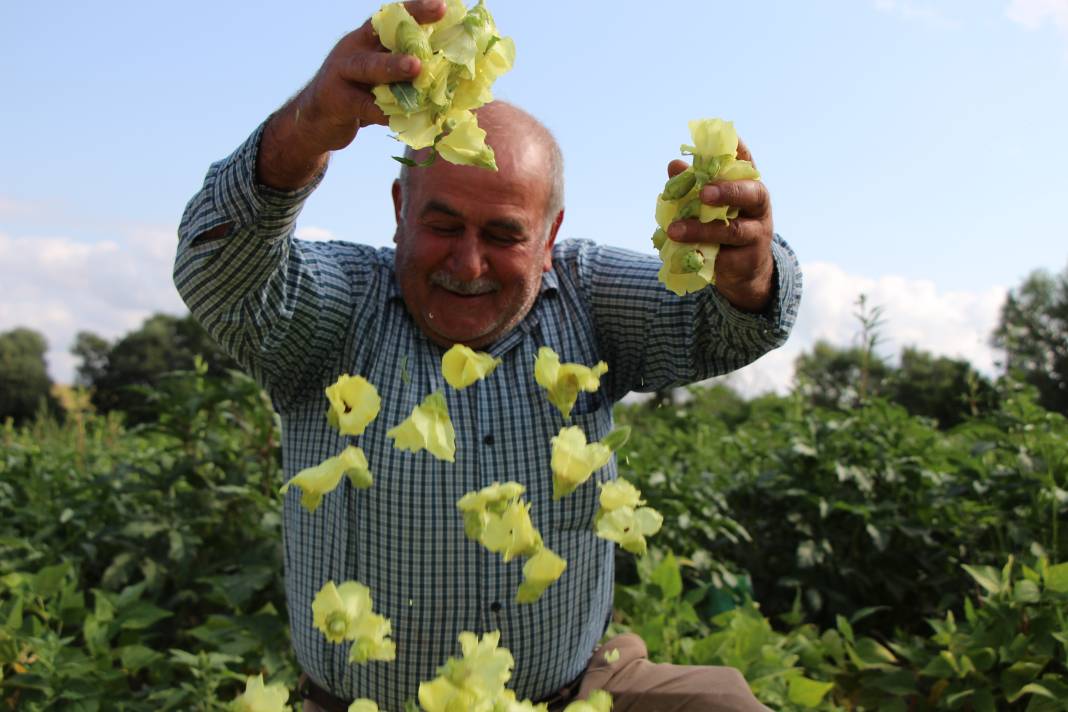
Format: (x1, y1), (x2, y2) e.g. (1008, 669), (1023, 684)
(560, 235), (802, 401)
(173, 124), (356, 407)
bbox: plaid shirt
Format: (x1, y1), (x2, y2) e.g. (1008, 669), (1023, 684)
(174, 123), (801, 709)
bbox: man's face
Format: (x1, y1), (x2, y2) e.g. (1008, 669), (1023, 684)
(392, 133), (562, 350)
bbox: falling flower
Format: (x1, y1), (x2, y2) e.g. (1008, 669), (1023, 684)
(516, 546), (567, 604)
(280, 446), (373, 513)
(480, 499), (540, 562)
(457, 481), (526, 541)
(232, 674), (289, 712)
(562, 690), (614, 712)
(418, 631), (515, 712)
(325, 374), (381, 436)
(388, 391), (456, 462)
(533, 347), (608, 420)
(442, 343), (502, 389)
(550, 426), (611, 500)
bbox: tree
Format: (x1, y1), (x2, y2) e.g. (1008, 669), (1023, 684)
(992, 265), (1068, 414)
(0, 328), (60, 424)
(888, 347), (997, 428)
(794, 341), (892, 410)
(71, 331), (110, 388)
(75, 313), (237, 421)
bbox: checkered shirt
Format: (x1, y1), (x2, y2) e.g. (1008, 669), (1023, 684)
(173, 123), (801, 710)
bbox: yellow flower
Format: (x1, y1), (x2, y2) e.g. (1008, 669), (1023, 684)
(325, 374), (381, 436)
(442, 343), (502, 389)
(457, 481), (525, 541)
(656, 237), (719, 297)
(434, 110), (497, 169)
(495, 690), (550, 711)
(371, 3), (420, 52)
(280, 446), (373, 513)
(516, 547), (567, 604)
(311, 580), (372, 644)
(232, 674), (289, 712)
(387, 391), (456, 462)
(550, 426), (611, 500)
(481, 500), (540, 562)
(598, 479), (643, 510)
(348, 701), (381, 712)
(347, 612), (397, 664)
(562, 690), (613, 712)
(533, 347), (608, 420)
(418, 631), (515, 712)
(594, 505), (664, 556)
(686, 118), (739, 159)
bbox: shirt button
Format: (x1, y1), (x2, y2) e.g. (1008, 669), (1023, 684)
(490, 601), (502, 613)
(483, 434), (495, 446)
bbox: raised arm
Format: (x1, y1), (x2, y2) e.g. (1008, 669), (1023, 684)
(173, 0), (446, 406)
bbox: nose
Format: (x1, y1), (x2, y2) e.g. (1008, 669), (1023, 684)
(446, 230), (487, 282)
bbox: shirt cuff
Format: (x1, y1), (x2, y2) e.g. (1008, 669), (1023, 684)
(208, 121), (328, 243)
(707, 233), (802, 346)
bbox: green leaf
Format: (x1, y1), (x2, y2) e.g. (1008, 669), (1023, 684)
(600, 426), (632, 452)
(1014, 579), (1041, 603)
(1045, 561), (1068, 593)
(390, 82), (422, 113)
(32, 563), (69, 598)
(787, 676), (834, 706)
(119, 644), (163, 673)
(118, 602), (172, 630)
(651, 553), (682, 600)
(962, 563), (1003, 595)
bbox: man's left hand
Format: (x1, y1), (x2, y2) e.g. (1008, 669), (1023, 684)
(664, 139), (774, 313)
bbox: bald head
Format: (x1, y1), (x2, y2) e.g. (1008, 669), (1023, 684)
(397, 101), (565, 235)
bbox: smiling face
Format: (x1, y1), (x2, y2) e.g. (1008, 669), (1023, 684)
(392, 109), (564, 349)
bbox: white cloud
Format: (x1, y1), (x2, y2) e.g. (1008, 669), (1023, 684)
(0, 227), (1009, 400)
(1006, 0), (1068, 48)
(720, 261), (1007, 397)
(296, 225), (337, 242)
(873, 0), (959, 28)
(0, 228), (185, 384)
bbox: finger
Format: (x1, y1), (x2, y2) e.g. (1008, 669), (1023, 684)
(699, 179), (770, 219)
(665, 216), (766, 247)
(667, 159), (689, 178)
(405, 0), (448, 24)
(339, 49), (423, 86)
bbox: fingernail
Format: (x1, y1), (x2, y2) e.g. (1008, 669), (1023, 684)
(703, 186), (722, 204)
(668, 223), (685, 239)
(400, 57), (418, 74)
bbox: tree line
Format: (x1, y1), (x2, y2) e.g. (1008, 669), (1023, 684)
(1, 262), (1066, 424)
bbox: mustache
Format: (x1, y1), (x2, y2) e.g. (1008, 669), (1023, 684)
(429, 271), (501, 296)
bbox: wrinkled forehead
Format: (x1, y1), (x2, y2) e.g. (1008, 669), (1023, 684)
(404, 134), (552, 210)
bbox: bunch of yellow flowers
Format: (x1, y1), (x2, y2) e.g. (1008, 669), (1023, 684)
(653, 118), (761, 296)
(371, 0), (515, 168)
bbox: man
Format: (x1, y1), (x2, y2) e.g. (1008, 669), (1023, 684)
(174, 1), (800, 709)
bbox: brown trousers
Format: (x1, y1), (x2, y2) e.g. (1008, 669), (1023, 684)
(303, 633), (770, 712)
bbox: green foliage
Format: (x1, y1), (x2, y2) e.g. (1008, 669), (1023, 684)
(616, 381), (1068, 634)
(993, 264), (1068, 415)
(0, 362), (292, 710)
(0, 328), (60, 425)
(612, 549), (1068, 710)
(73, 314), (238, 423)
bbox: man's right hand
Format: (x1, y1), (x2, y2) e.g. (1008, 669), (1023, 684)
(257, 0), (446, 190)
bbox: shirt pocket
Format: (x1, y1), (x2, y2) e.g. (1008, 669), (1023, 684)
(547, 405), (614, 532)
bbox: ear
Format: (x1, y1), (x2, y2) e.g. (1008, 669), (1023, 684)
(542, 209), (564, 272)
(391, 180), (403, 229)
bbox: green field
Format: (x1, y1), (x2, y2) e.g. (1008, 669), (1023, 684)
(2, 360), (1067, 710)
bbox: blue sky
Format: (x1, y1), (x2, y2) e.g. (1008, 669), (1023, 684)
(2, 0), (1067, 391)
